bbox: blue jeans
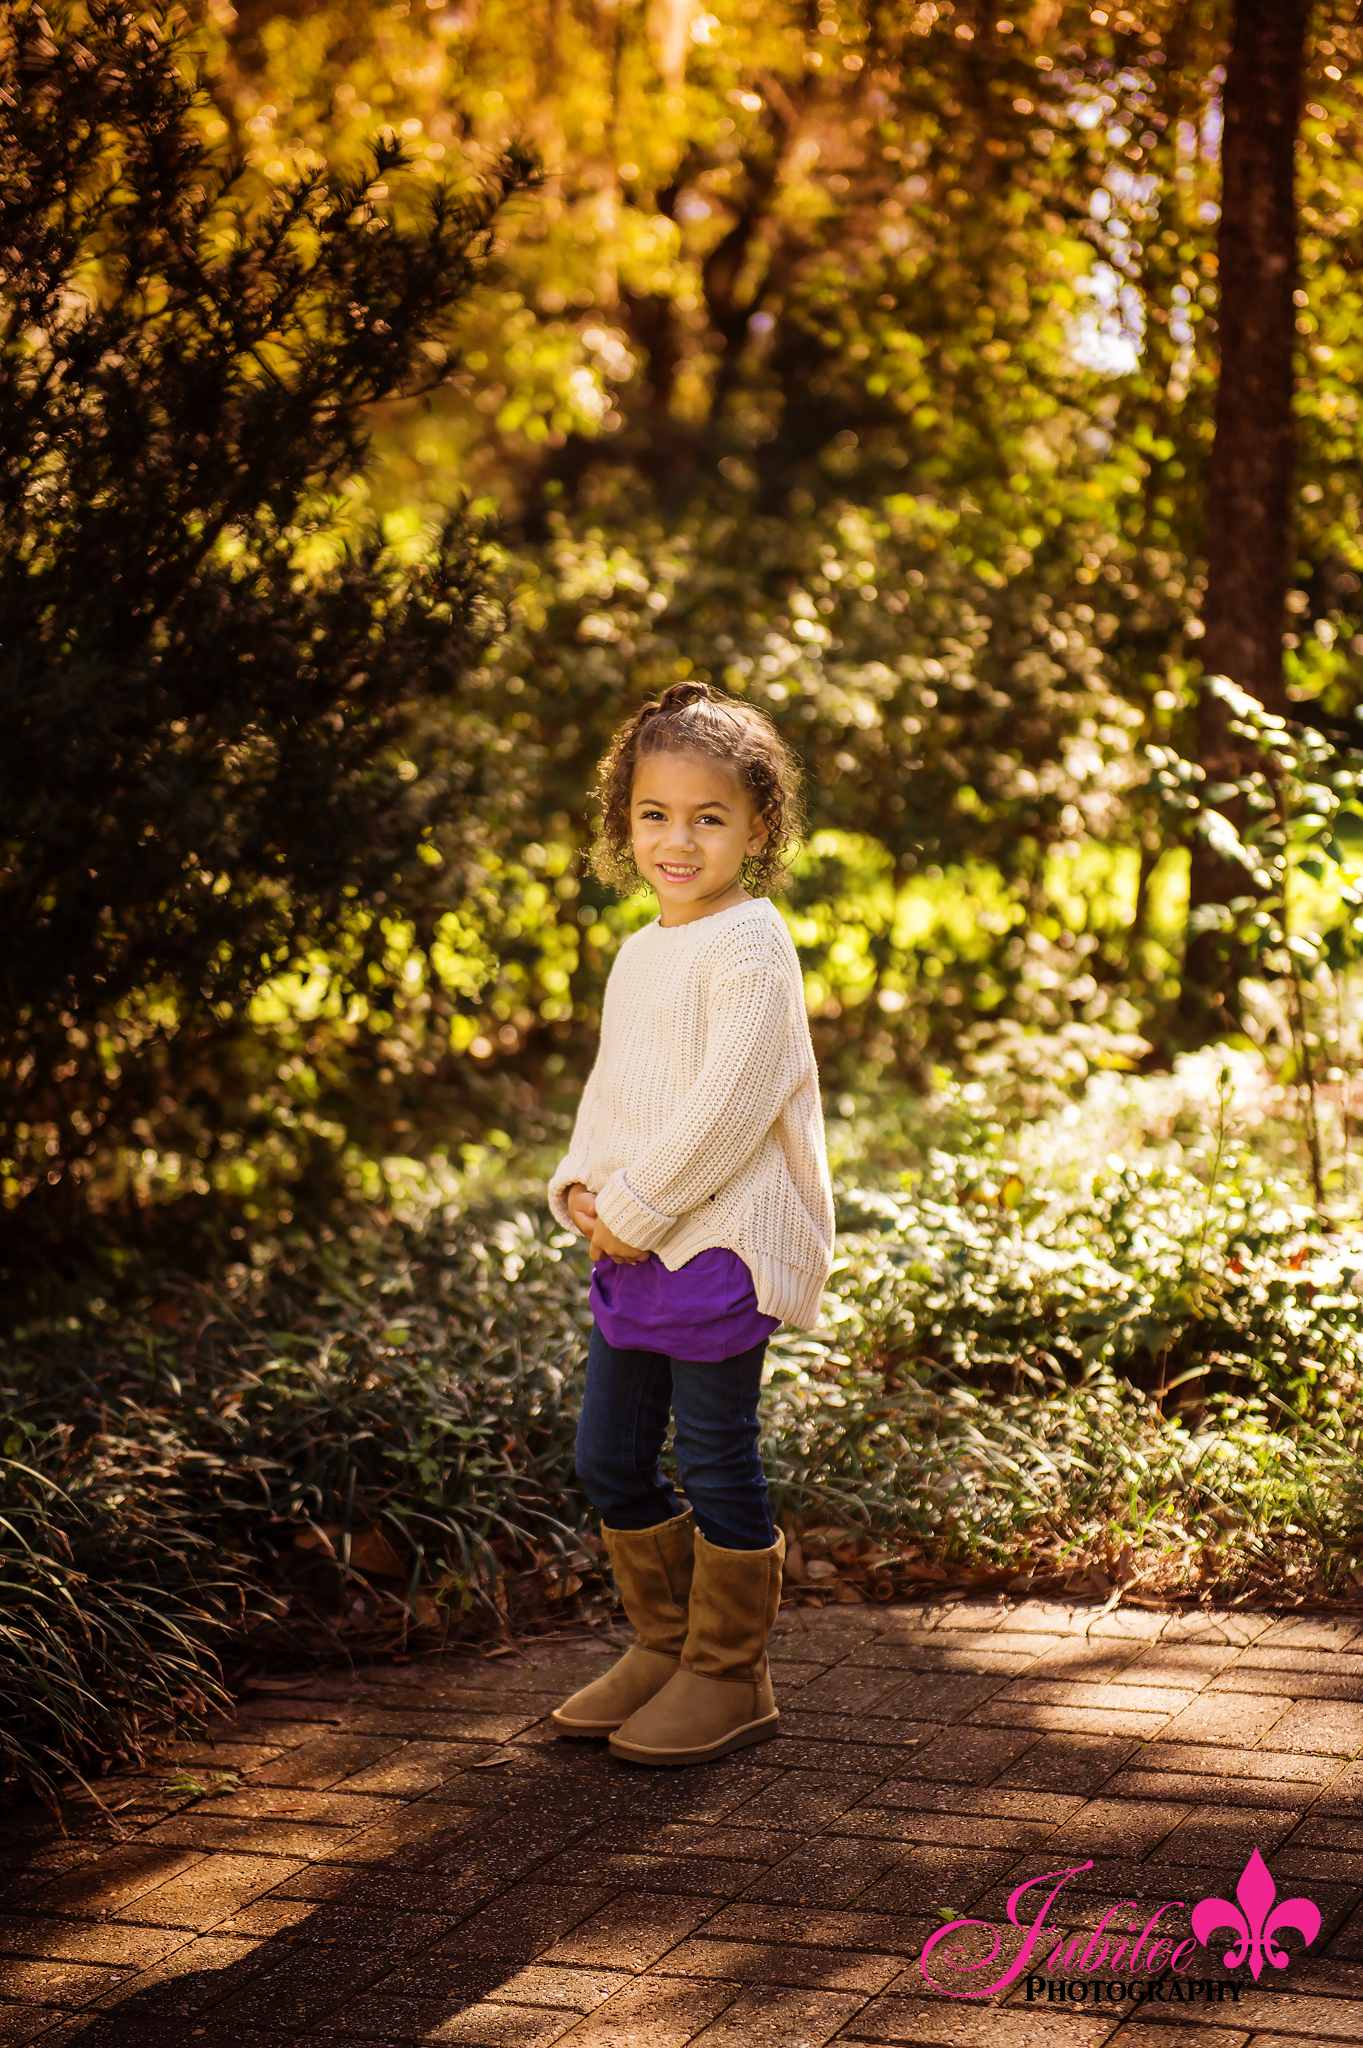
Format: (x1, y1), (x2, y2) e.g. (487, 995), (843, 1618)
(575, 1325), (776, 1552)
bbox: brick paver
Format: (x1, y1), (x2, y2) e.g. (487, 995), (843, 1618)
(4, 1599), (1363, 2043)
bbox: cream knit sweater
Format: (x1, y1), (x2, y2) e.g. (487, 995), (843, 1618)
(548, 897), (834, 1332)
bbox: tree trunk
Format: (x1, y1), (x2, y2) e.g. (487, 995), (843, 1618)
(1180, 0), (1309, 1041)
(1200, 0), (1306, 718)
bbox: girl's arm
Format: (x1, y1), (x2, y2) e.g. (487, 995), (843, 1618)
(547, 1062), (602, 1230)
(592, 960), (797, 1252)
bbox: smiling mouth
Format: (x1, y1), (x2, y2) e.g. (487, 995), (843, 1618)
(657, 863), (701, 881)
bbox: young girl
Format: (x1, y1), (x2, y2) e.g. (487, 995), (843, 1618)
(547, 680), (834, 1766)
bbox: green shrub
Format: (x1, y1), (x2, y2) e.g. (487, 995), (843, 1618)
(0, 1455), (237, 1809)
(766, 1146), (1363, 1588)
(5, 1098), (1363, 1804)
(0, 0), (533, 1230)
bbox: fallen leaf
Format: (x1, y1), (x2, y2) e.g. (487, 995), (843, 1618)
(348, 1527), (407, 1578)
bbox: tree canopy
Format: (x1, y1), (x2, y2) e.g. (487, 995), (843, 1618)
(4, 0), (1363, 1239)
(0, 0), (532, 1237)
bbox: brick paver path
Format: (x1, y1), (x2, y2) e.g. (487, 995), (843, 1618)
(5, 1598), (1363, 2045)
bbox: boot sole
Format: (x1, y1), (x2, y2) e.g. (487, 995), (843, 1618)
(608, 1710), (779, 1766)
(550, 1712), (622, 1737)
(549, 1651), (683, 1738)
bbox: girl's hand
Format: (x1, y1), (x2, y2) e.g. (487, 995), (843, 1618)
(588, 1216), (649, 1265)
(565, 1183), (598, 1239)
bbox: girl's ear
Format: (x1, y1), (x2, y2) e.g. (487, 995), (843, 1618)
(747, 807), (772, 853)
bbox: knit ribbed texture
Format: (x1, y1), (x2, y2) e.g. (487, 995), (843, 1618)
(548, 898), (834, 1331)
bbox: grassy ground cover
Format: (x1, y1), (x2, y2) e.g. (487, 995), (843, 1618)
(3, 1053), (1362, 1808)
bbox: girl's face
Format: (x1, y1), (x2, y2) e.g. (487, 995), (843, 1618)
(630, 749), (769, 926)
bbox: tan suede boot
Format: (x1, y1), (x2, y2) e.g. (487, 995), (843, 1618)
(551, 1509), (695, 1736)
(608, 1528), (783, 1765)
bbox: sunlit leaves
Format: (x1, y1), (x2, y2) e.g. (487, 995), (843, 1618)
(0, 1), (532, 1214)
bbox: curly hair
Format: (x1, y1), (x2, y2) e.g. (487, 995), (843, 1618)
(590, 681), (805, 897)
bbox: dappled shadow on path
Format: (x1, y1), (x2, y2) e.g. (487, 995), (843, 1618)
(2, 1602), (1363, 2045)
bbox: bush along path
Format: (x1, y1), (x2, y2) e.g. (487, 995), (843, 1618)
(4, 1137), (1363, 1808)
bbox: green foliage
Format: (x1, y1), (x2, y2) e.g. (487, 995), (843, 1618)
(5, 1081), (1363, 1802)
(1144, 673), (1363, 1191)
(1148, 674), (1363, 978)
(184, 0), (1363, 1121)
(0, 0), (536, 1231)
(780, 1138), (1363, 1580)
(7, 2), (1363, 1232)
(0, 1455), (236, 1809)
(160, 1769), (239, 1801)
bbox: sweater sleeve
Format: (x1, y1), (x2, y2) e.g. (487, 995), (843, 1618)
(593, 958), (797, 1252)
(546, 1060), (602, 1230)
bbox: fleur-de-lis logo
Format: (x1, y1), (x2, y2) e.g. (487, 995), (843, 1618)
(1191, 1848), (1321, 1980)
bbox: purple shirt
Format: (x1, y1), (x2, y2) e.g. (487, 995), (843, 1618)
(590, 1246), (779, 1362)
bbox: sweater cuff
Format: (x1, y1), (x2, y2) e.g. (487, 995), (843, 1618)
(594, 1170), (676, 1252)
(547, 1163), (587, 1231)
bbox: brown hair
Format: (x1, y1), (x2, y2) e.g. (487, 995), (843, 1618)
(590, 681), (805, 897)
